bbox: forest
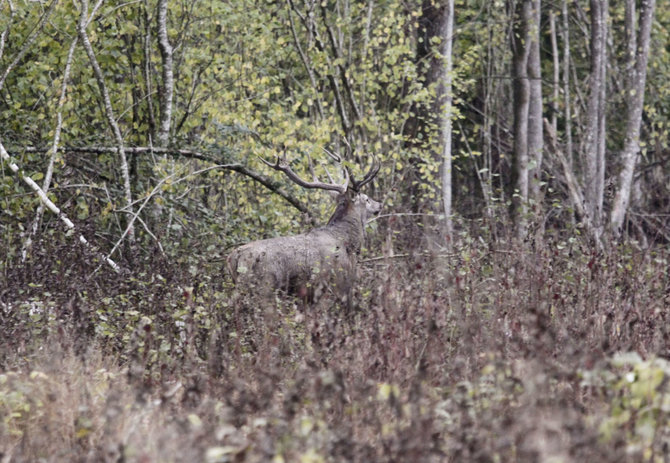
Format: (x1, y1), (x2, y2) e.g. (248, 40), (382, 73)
(1, 0), (669, 461)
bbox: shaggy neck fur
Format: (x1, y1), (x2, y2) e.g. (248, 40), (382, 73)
(325, 193), (366, 255)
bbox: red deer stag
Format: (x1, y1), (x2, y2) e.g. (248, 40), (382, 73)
(227, 152), (381, 299)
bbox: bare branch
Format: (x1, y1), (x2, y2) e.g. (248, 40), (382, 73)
(286, 0), (324, 119)
(544, 118), (603, 250)
(290, 0), (351, 134)
(96, 163), (233, 276)
(322, 13), (361, 122)
(21, 145), (311, 214)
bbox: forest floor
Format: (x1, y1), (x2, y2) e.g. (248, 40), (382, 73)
(1, 237), (669, 462)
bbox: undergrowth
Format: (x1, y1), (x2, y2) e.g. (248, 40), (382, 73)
(1, 234), (669, 462)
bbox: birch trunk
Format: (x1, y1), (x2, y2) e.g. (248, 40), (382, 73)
(511, 0), (532, 238)
(561, 0), (573, 171)
(78, 0), (135, 243)
(24, 37), (78, 259)
(549, 8), (559, 133)
(610, 0), (655, 236)
(440, 0), (454, 243)
(156, 0), (174, 147)
(583, 0), (607, 238)
(527, 0), (543, 208)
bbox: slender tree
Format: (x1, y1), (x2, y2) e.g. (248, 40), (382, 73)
(511, 0), (532, 237)
(156, 0), (174, 147)
(78, 0), (135, 244)
(561, 0), (573, 171)
(527, 0), (543, 217)
(440, 0), (455, 242)
(405, 0), (451, 214)
(609, 0), (656, 236)
(583, 0), (608, 239)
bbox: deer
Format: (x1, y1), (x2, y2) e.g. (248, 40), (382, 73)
(226, 151), (382, 301)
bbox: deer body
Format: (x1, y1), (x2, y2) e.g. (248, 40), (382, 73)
(227, 165), (381, 298)
(227, 153), (382, 298)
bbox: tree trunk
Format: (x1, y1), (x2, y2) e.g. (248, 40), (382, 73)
(440, 0), (454, 243)
(511, 0), (532, 238)
(527, 0), (543, 211)
(561, 0), (573, 171)
(609, 0), (655, 236)
(583, 0), (608, 239)
(78, 0), (135, 244)
(549, 7), (559, 133)
(403, 0), (449, 214)
(25, 37), (78, 258)
(156, 0), (174, 147)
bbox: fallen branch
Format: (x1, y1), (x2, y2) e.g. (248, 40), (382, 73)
(0, 140), (121, 273)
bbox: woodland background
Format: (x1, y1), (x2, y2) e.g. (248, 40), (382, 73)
(1, 0), (670, 461)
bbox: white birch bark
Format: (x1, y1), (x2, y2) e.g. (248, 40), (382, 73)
(0, 139), (121, 272)
(583, 0), (607, 238)
(156, 0), (174, 147)
(440, 0), (454, 242)
(610, 0), (655, 236)
(561, 0), (573, 170)
(25, 38), (78, 250)
(527, 0), (543, 206)
(77, 0), (135, 243)
(512, 0), (532, 238)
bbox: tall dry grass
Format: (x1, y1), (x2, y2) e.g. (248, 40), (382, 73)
(1, 234), (669, 462)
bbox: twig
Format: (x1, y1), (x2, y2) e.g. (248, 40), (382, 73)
(368, 212), (441, 223)
(360, 252), (458, 264)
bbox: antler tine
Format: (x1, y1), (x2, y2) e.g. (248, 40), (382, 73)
(258, 154), (280, 169)
(259, 152), (348, 195)
(322, 148), (342, 163)
(321, 147), (350, 189)
(351, 155), (381, 191)
(306, 153), (319, 183)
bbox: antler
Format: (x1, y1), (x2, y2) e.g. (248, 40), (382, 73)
(259, 152), (349, 195)
(350, 155), (381, 191)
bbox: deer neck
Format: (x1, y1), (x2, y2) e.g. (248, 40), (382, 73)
(326, 199), (366, 255)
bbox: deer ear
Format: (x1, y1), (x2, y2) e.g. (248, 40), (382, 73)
(328, 190), (340, 200)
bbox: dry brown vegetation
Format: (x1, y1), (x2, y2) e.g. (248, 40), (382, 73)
(1, 230), (669, 462)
